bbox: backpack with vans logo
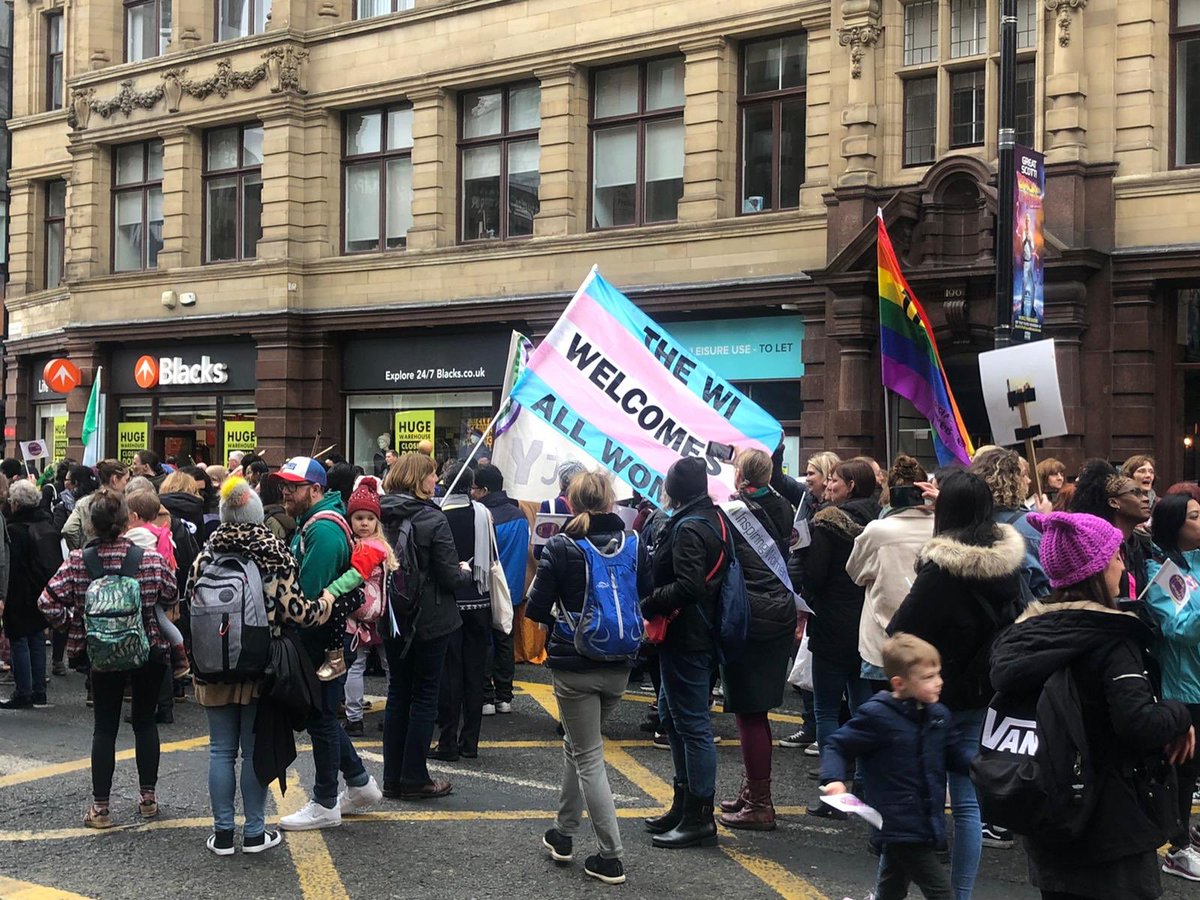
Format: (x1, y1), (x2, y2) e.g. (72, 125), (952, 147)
(83, 546), (150, 672)
(970, 666), (1098, 843)
(189, 554), (271, 682)
(556, 531), (643, 662)
(678, 514), (751, 665)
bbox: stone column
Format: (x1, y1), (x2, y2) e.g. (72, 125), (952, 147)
(836, 0), (883, 187)
(1109, 278), (1161, 462)
(255, 327), (341, 461)
(3, 350), (32, 459)
(256, 101), (309, 264)
(677, 38), (735, 222)
(407, 87), (455, 250)
(1111, 0), (1161, 171)
(7, 179), (36, 298)
(533, 63), (587, 237)
(158, 126), (200, 271)
(827, 287), (882, 458)
(802, 21), (834, 205)
(167, 0), (207, 53)
(1044, 0), (1089, 163)
(65, 142), (109, 283)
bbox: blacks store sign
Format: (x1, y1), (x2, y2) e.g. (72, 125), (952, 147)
(111, 343), (257, 394)
(342, 333), (510, 391)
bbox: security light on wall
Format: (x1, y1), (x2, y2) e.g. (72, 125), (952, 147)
(180, 292), (197, 306)
(161, 290), (177, 309)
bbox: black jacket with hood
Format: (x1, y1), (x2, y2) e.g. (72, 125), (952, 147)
(640, 495), (727, 654)
(379, 492), (467, 642)
(990, 600), (1190, 894)
(526, 512), (654, 671)
(161, 491), (205, 541)
(3, 506), (61, 638)
(789, 496), (880, 665)
(888, 524), (1026, 711)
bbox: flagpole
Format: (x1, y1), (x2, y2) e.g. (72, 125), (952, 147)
(442, 407), (504, 498)
(883, 387), (893, 466)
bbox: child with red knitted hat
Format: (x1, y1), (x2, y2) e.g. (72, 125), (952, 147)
(317, 476), (397, 681)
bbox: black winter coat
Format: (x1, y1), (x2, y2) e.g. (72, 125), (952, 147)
(990, 600), (1191, 896)
(641, 495), (727, 654)
(3, 506), (61, 638)
(820, 691), (973, 847)
(789, 497), (880, 665)
(161, 491), (205, 540)
(526, 512), (653, 671)
(887, 524), (1025, 711)
(732, 491), (797, 643)
(379, 493), (468, 642)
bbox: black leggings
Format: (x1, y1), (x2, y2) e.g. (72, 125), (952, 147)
(90, 662), (166, 803)
(1172, 703), (1200, 848)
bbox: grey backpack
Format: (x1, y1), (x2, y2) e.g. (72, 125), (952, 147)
(189, 553), (270, 683)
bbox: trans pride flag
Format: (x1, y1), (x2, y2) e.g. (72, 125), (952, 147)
(508, 267), (784, 504)
(877, 211), (974, 465)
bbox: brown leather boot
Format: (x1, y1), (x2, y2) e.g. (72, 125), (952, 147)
(718, 778), (776, 831)
(718, 777), (749, 814)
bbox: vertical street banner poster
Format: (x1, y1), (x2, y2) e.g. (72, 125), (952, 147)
(395, 409), (434, 453)
(52, 416), (68, 463)
(1012, 146), (1045, 339)
(116, 421), (148, 466)
(223, 420), (257, 456)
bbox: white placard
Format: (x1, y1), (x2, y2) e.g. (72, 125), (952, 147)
(977, 339), (1068, 447)
(532, 513), (571, 548)
(820, 793), (884, 830)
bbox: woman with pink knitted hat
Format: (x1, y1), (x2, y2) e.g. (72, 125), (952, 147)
(988, 510), (1194, 900)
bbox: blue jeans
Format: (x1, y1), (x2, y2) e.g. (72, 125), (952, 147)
(206, 702), (267, 837)
(658, 647), (717, 797)
(305, 642), (369, 808)
(948, 706), (984, 900)
(383, 633), (451, 787)
(812, 653), (873, 748)
(10, 631), (47, 701)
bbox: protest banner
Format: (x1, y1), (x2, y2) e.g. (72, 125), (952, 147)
(116, 421), (148, 466)
(493, 331), (634, 504)
(20, 439), (49, 462)
(224, 420), (257, 456)
(508, 269), (783, 504)
(395, 409), (434, 453)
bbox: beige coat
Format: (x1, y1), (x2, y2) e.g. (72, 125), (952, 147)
(846, 506), (936, 668)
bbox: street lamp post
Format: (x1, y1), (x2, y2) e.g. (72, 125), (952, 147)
(994, 0), (1017, 349)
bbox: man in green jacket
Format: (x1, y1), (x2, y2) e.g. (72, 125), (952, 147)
(272, 456), (382, 831)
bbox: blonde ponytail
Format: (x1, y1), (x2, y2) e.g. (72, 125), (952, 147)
(562, 471), (616, 537)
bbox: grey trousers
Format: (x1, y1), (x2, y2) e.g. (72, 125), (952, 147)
(552, 666), (630, 859)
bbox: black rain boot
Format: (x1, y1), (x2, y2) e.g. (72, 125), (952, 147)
(651, 790), (718, 849)
(644, 779), (687, 834)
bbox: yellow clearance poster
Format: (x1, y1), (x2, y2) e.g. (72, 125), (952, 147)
(395, 410), (434, 453)
(224, 420), (257, 456)
(52, 416), (68, 463)
(117, 422), (148, 466)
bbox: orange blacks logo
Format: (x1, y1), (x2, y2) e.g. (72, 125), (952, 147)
(43, 358), (81, 393)
(134, 355), (159, 389)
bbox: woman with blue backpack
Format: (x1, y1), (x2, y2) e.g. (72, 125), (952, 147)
(528, 470), (652, 885)
(640, 456), (728, 850)
(37, 488), (178, 829)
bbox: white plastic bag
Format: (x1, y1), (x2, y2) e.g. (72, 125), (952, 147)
(787, 635), (813, 692)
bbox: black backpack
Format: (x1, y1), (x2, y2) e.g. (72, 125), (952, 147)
(386, 517), (424, 653)
(971, 666), (1097, 843)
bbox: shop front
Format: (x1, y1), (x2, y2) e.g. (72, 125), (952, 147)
(662, 315), (805, 475)
(28, 357), (69, 467)
(341, 332), (512, 476)
(109, 341), (257, 467)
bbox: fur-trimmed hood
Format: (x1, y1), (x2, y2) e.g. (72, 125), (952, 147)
(813, 497), (880, 542)
(915, 524), (1025, 581)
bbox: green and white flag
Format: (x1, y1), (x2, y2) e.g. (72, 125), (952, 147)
(81, 367), (103, 467)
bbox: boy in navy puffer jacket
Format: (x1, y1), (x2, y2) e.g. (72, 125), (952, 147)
(820, 634), (974, 900)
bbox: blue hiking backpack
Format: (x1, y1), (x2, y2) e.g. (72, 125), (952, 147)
(681, 514), (751, 665)
(559, 531), (644, 662)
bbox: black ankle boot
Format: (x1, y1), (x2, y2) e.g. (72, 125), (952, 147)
(644, 780), (687, 834)
(651, 791), (718, 849)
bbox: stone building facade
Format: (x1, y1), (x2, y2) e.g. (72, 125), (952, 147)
(3, 0), (1199, 479)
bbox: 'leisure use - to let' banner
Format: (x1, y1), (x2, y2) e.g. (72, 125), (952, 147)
(508, 268), (784, 503)
(877, 212), (974, 466)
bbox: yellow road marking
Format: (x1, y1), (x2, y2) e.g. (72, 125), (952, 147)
(722, 847), (831, 900)
(0, 736), (209, 791)
(270, 775), (351, 900)
(0, 877), (96, 899)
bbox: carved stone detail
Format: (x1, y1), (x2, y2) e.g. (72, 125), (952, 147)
(837, 24), (882, 79)
(68, 50), (309, 130)
(1046, 0), (1086, 47)
(318, 2), (339, 17)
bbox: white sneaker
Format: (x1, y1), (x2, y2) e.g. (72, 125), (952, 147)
(279, 800), (342, 831)
(496, 701), (512, 714)
(804, 742), (820, 757)
(338, 776), (383, 815)
(482, 703), (496, 716)
(1164, 846), (1200, 881)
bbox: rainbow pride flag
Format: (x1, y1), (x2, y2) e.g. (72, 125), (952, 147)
(877, 211), (974, 465)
